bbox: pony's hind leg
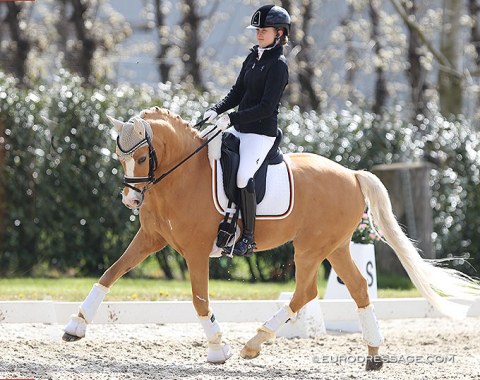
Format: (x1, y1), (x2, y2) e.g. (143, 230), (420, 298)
(240, 251), (321, 359)
(62, 228), (165, 342)
(327, 241), (384, 371)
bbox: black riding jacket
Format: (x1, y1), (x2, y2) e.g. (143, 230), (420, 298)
(212, 43), (288, 137)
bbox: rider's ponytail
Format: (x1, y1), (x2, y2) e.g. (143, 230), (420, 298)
(276, 28), (289, 46)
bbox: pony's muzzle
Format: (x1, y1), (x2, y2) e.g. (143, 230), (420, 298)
(122, 188), (144, 209)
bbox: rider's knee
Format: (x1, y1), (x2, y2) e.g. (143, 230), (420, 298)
(236, 173), (250, 189)
(237, 172), (255, 190)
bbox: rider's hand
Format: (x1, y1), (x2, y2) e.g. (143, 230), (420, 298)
(203, 109), (218, 123)
(215, 114), (231, 131)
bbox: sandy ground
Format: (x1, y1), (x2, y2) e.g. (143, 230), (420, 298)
(0, 318), (479, 380)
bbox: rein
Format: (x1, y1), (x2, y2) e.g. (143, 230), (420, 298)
(120, 118), (222, 197)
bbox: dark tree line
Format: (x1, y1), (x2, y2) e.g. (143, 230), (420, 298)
(56, 0), (98, 83)
(3, 0), (480, 118)
(0, 3), (34, 85)
(153, 0), (173, 83)
(0, 118), (5, 263)
(280, 0), (322, 111)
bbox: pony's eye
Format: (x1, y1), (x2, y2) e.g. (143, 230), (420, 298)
(138, 156), (147, 164)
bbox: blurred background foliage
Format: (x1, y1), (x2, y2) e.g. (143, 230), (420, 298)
(1, 0), (480, 281)
(1, 71), (479, 279)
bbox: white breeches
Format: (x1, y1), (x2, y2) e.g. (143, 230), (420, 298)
(226, 127), (276, 188)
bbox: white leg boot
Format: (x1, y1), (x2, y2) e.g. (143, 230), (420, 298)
(358, 304), (384, 371)
(241, 305), (296, 359)
(63, 283), (109, 340)
(198, 310), (232, 364)
(357, 304), (384, 347)
(263, 304), (296, 333)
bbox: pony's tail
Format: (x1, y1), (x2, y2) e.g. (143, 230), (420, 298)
(355, 170), (480, 319)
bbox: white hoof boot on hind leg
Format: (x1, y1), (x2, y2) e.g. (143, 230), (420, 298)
(207, 341), (232, 364)
(357, 304), (384, 347)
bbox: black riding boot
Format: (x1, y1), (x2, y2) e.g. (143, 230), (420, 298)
(233, 178), (257, 257)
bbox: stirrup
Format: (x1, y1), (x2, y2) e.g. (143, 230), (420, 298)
(233, 235), (256, 257)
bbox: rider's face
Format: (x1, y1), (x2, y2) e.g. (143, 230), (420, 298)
(256, 27), (281, 48)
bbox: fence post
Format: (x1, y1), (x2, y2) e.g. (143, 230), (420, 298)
(0, 116), (5, 258)
(372, 161), (434, 276)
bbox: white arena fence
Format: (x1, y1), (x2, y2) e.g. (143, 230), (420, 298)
(0, 297), (479, 324)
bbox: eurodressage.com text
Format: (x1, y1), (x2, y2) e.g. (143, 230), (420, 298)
(313, 354), (456, 364)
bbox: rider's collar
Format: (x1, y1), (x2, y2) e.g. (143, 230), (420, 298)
(256, 41), (280, 60)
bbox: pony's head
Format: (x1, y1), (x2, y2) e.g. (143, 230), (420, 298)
(107, 115), (156, 209)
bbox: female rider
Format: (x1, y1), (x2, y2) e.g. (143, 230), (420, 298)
(204, 4), (291, 257)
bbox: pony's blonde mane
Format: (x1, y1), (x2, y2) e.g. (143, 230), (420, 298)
(139, 106), (201, 140)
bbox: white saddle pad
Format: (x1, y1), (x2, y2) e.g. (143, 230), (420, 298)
(211, 156), (294, 220)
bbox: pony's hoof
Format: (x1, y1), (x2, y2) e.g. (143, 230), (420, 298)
(264, 338), (275, 346)
(240, 345), (260, 359)
(366, 355), (383, 371)
(207, 342), (232, 364)
(62, 332), (83, 342)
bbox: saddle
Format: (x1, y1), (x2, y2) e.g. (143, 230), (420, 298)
(216, 129), (284, 251)
(220, 129), (284, 205)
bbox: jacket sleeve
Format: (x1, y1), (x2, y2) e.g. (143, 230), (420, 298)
(229, 59), (288, 125)
(212, 54), (251, 114)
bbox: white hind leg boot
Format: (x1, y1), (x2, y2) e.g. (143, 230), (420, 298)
(198, 309), (232, 363)
(261, 304), (296, 336)
(64, 283), (109, 337)
(357, 304), (384, 347)
(241, 305), (296, 359)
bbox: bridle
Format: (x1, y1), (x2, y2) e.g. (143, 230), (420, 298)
(118, 118), (221, 197)
(117, 118), (221, 198)
(117, 132), (159, 195)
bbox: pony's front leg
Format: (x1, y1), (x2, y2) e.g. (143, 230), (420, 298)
(63, 228), (165, 342)
(187, 255), (232, 364)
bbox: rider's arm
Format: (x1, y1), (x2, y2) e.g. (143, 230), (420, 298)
(229, 59), (288, 125)
(211, 53), (253, 114)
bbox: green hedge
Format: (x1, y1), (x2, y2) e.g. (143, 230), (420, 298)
(0, 72), (217, 277)
(1, 72), (479, 278)
(281, 105), (480, 274)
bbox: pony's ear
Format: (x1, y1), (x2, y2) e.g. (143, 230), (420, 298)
(132, 117), (147, 138)
(107, 115), (124, 134)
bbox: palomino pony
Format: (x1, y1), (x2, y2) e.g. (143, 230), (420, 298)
(63, 107), (480, 370)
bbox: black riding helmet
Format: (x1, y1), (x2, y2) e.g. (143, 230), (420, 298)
(247, 4), (291, 36)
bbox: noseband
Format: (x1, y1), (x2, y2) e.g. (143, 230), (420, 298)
(117, 118), (221, 199)
(117, 133), (159, 195)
